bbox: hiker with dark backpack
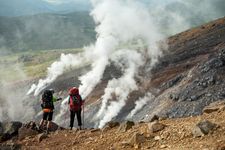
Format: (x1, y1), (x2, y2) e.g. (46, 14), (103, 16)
(39, 89), (62, 133)
(68, 87), (84, 130)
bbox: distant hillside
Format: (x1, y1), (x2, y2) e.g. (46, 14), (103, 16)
(0, 12), (96, 52)
(0, 0), (91, 17)
(0, 0), (51, 17)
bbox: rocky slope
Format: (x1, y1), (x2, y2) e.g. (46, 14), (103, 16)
(81, 16), (225, 126)
(1, 100), (225, 150)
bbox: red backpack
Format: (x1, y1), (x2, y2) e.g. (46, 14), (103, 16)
(68, 87), (82, 111)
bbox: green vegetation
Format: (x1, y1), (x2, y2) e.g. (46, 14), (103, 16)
(0, 48), (82, 82)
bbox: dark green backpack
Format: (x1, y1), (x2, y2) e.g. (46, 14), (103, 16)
(41, 90), (54, 109)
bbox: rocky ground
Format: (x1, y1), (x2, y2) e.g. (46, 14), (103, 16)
(1, 100), (225, 150)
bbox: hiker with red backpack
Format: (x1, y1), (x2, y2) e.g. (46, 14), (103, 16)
(68, 87), (84, 130)
(39, 89), (62, 133)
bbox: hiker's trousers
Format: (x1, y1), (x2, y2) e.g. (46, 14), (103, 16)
(70, 109), (82, 127)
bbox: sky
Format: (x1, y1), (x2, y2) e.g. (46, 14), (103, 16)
(42, 0), (90, 5)
(1, 0), (224, 19)
(42, 0), (170, 5)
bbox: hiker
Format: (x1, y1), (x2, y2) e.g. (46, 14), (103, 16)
(39, 89), (62, 133)
(68, 87), (84, 130)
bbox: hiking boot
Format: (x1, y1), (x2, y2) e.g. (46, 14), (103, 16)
(37, 125), (44, 132)
(45, 130), (49, 134)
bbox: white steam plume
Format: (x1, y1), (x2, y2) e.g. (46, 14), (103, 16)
(96, 50), (142, 119)
(0, 74), (35, 122)
(27, 53), (86, 96)
(97, 49), (144, 128)
(127, 92), (154, 119)
(87, 0), (164, 128)
(79, 0), (164, 98)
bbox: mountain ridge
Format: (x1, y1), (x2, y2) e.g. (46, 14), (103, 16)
(0, 11), (96, 53)
(0, 0), (91, 17)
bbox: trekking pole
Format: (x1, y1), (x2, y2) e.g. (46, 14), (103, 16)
(82, 102), (85, 129)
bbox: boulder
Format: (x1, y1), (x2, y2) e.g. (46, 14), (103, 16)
(106, 121), (120, 128)
(203, 101), (225, 114)
(117, 121), (135, 132)
(148, 121), (166, 133)
(102, 121), (120, 132)
(90, 128), (101, 133)
(24, 121), (39, 130)
(192, 120), (217, 137)
(149, 115), (159, 122)
(49, 122), (60, 132)
(128, 132), (145, 146)
(0, 133), (11, 142)
(18, 127), (39, 140)
(192, 125), (205, 137)
(2, 121), (22, 135)
(38, 121), (63, 132)
(0, 121), (22, 141)
(138, 124), (149, 135)
(0, 143), (22, 150)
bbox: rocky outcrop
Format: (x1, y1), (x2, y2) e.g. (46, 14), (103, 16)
(203, 101), (225, 114)
(17, 121), (41, 140)
(128, 132), (145, 146)
(0, 121), (64, 142)
(0, 143), (22, 150)
(148, 121), (166, 133)
(18, 127), (39, 140)
(192, 120), (217, 137)
(117, 121), (135, 132)
(102, 121), (120, 132)
(0, 121), (22, 142)
(106, 121), (120, 128)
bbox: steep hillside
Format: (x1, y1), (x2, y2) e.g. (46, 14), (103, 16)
(80, 16), (225, 126)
